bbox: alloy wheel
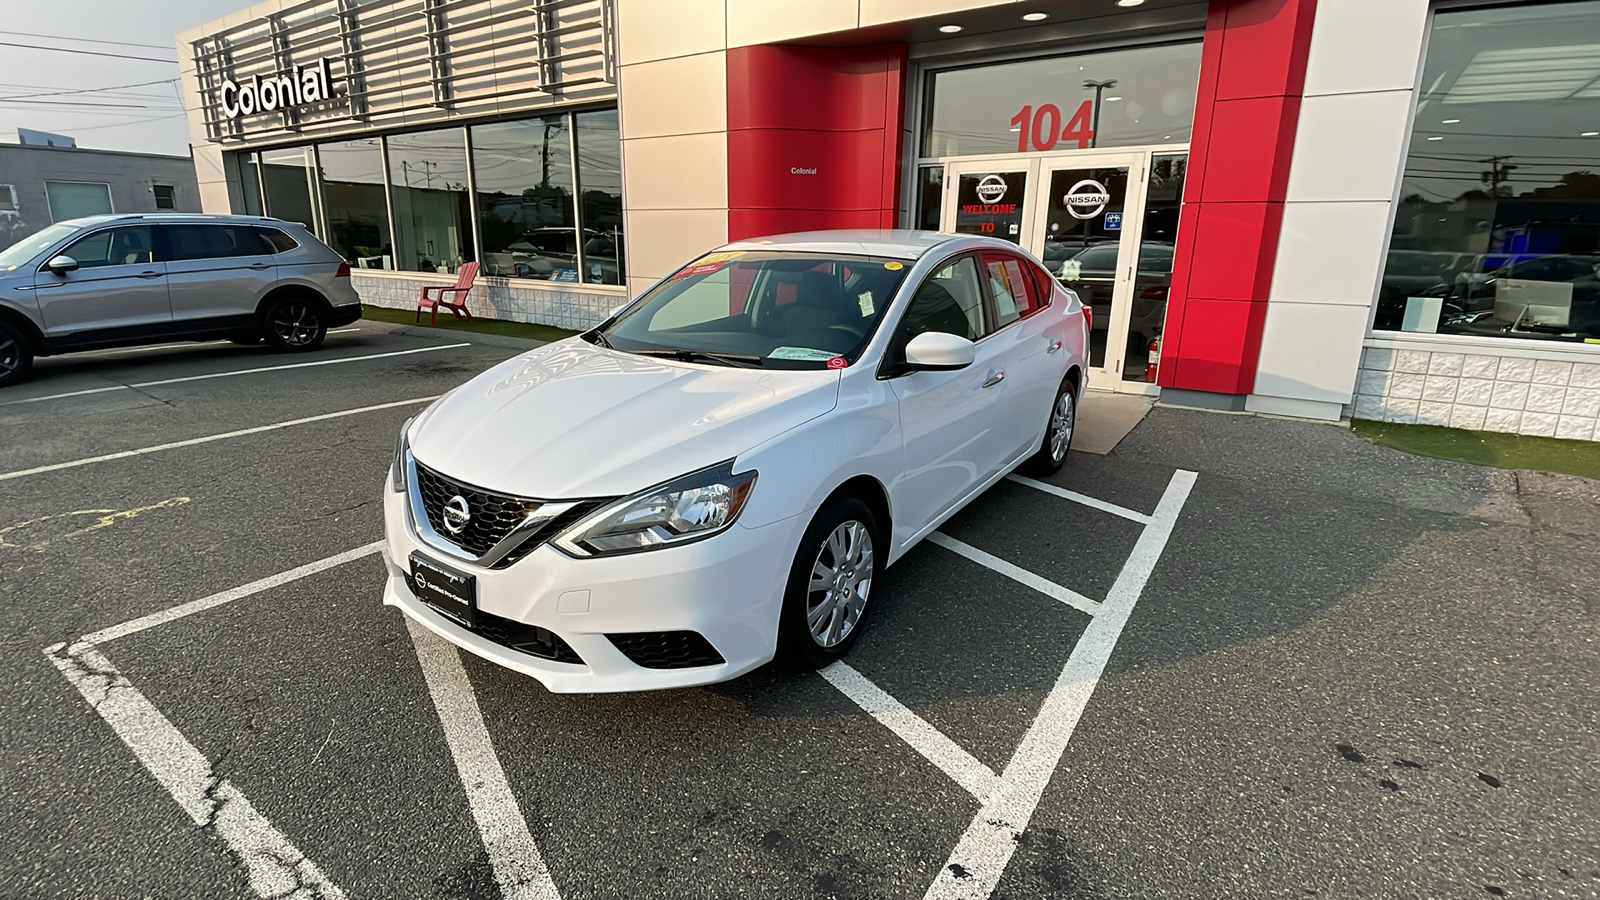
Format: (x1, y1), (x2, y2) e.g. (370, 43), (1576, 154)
(805, 520), (874, 648)
(1049, 391), (1076, 463)
(271, 302), (320, 347)
(0, 335), (17, 378)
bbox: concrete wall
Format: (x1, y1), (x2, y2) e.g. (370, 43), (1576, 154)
(0, 144), (200, 250)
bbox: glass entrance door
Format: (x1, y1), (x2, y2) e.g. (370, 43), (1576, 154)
(937, 149), (1188, 393)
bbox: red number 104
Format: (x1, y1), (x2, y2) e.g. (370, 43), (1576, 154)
(1011, 101), (1095, 152)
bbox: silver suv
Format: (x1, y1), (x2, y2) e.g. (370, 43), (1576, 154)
(0, 213), (362, 386)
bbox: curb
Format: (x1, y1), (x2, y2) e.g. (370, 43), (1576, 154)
(359, 319), (552, 351)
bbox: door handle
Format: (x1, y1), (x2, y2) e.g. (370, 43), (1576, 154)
(136, 271), (164, 279)
(982, 371), (1005, 389)
(1046, 339), (1062, 354)
(246, 263), (270, 269)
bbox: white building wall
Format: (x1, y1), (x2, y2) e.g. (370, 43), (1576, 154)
(1249, 0), (1431, 421)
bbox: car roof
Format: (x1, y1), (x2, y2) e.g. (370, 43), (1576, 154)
(52, 213), (297, 228)
(717, 229), (1023, 261)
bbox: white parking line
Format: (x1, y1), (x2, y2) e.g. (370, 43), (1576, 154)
(927, 532), (1102, 616)
(923, 469), (1196, 900)
(0, 396), (437, 483)
(821, 662), (1000, 801)
(407, 619), (563, 900)
(84, 542), (384, 644)
(47, 641), (349, 900)
(1006, 475), (1152, 525)
(2, 343), (470, 407)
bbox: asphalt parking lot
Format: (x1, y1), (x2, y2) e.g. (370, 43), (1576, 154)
(2, 322), (1596, 900)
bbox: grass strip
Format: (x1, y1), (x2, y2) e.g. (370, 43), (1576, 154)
(1351, 418), (1600, 481)
(361, 304), (580, 344)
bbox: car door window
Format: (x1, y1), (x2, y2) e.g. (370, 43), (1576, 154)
(166, 224), (280, 261)
(902, 256), (988, 341)
(58, 226), (154, 269)
(984, 254), (1041, 328)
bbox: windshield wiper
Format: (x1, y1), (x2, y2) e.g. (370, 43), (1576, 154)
(585, 329), (614, 349)
(628, 348), (765, 368)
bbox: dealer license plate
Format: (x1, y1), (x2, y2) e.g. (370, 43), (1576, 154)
(409, 552), (475, 627)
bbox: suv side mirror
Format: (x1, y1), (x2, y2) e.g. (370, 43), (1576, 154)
(903, 331), (975, 371)
(46, 255), (78, 275)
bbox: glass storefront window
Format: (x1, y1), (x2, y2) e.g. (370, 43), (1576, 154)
(576, 109), (624, 285)
(1125, 153), (1186, 383)
(1379, 0), (1600, 343)
(387, 128), (474, 274)
(923, 42), (1201, 158)
(317, 138), (391, 269)
(915, 166), (943, 231)
(473, 116), (577, 281)
(235, 153), (262, 216)
(258, 147), (320, 234)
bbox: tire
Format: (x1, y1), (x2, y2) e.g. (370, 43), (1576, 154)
(261, 295), (327, 352)
(777, 496), (882, 668)
(0, 321), (34, 388)
(1019, 376), (1077, 477)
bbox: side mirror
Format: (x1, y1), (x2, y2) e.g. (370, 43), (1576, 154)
(902, 331), (976, 372)
(46, 255), (78, 275)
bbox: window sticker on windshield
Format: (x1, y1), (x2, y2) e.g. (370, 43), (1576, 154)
(768, 347), (837, 361)
(672, 261), (724, 278)
(884, 261), (903, 271)
(827, 357), (848, 370)
(691, 250), (746, 265)
(857, 291), (876, 316)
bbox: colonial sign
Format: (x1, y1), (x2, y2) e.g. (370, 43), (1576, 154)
(219, 58), (336, 119)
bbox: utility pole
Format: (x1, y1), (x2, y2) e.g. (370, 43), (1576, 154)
(1480, 156), (1517, 197)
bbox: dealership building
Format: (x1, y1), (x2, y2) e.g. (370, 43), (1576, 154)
(177, 0), (1600, 441)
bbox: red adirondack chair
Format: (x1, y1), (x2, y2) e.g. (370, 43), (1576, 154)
(416, 262), (480, 325)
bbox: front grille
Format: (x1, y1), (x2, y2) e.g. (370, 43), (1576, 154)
(414, 462), (542, 558)
(606, 631), (726, 669)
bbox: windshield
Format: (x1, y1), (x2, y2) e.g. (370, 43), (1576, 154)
(594, 251), (912, 369)
(0, 222), (78, 272)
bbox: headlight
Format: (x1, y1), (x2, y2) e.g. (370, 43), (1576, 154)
(390, 417), (413, 493)
(553, 461), (757, 557)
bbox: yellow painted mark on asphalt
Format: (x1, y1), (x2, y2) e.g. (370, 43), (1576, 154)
(0, 497), (191, 550)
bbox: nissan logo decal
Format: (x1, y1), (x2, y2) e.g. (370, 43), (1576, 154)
(1063, 179), (1112, 220)
(975, 174), (1009, 204)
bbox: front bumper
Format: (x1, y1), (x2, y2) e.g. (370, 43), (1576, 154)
(381, 479), (803, 693)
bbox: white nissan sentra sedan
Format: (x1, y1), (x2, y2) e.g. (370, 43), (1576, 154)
(383, 230), (1088, 692)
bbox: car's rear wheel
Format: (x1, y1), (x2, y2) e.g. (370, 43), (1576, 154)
(262, 296), (327, 352)
(0, 321), (34, 388)
(1019, 376), (1076, 476)
(778, 497), (881, 667)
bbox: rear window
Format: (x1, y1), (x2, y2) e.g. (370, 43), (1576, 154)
(163, 224), (297, 260)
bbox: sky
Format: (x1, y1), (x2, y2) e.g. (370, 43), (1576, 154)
(0, 0), (247, 157)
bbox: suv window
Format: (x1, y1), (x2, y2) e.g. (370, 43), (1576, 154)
(59, 226), (154, 269)
(164, 224), (287, 261)
(902, 256), (988, 341)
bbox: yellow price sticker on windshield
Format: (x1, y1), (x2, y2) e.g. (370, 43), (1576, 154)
(884, 261), (904, 271)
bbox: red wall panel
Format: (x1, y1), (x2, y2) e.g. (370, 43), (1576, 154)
(725, 43), (907, 241)
(1159, 0), (1318, 394)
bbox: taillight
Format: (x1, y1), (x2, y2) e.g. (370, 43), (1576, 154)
(335, 262), (351, 278)
(1082, 306), (1092, 332)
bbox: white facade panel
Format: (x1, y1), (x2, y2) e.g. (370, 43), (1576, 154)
(624, 208), (728, 283)
(614, 0), (727, 65)
(1283, 90), (1416, 204)
(1253, 302), (1371, 405)
(1269, 200), (1393, 307)
(617, 52), (728, 139)
(726, 0), (859, 48)
(621, 133), (729, 212)
(1301, 0), (1429, 97)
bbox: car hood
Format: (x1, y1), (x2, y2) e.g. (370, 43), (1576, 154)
(409, 339), (841, 499)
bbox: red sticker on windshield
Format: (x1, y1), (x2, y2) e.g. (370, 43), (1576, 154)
(826, 357), (848, 370)
(673, 262), (724, 278)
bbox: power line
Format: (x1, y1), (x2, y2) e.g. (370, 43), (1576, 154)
(0, 99), (167, 109)
(0, 30), (175, 51)
(0, 78), (179, 102)
(0, 41), (175, 64)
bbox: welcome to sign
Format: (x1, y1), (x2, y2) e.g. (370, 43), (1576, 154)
(219, 58), (337, 120)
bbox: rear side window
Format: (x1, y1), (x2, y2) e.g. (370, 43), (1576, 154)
(983, 254), (1043, 327)
(252, 226), (298, 253)
(164, 224), (292, 261)
(59, 226), (154, 269)
(902, 256), (988, 341)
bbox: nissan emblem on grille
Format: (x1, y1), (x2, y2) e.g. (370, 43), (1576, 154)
(442, 495), (471, 534)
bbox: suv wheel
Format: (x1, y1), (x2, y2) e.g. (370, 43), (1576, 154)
(262, 296), (327, 352)
(0, 321), (34, 388)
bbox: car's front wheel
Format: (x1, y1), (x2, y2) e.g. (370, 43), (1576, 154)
(261, 296), (327, 351)
(777, 496), (881, 667)
(1019, 376), (1076, 476)
(0, 321), (34, 388)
